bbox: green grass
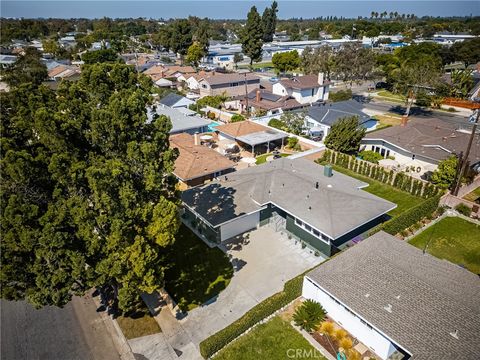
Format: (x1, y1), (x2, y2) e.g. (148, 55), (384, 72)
(238, 61), (274, 69)
(214, 316), (324, 360)
(376, 90), (406, 102)
(163, 224), (234, 311)
(463, 187), (480, 203)
(255, 153), (290, 165)
(116, 313), (161, 340)
(331, 165), (421, 217)
(409, 217), (480, 274)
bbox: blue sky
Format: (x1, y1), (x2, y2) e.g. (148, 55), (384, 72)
(2, 1), (479, 19)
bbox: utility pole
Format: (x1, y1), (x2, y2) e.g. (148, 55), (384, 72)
(244, 72), (249, 116)
(452, 106), (480, 196)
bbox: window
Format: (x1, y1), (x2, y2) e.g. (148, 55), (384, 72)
(230, 82), (239, 87)
(313, 229), (320, 237)
(412, 154), (416, 160)
(386, 150), (390, 157)
(304, 224), (312, 231)
(380, 148), (385, 157)
(295, 218), (303, 226)
(311, 88), (314, 96)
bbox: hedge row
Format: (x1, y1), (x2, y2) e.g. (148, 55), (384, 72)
(368, 194), (442, 236)
(320, 149), (440, 199)
(199, 273), (303, 359)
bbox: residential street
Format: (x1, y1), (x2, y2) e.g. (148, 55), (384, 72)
(1, 294), (125, 360)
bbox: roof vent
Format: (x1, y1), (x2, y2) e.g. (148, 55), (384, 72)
(315, 181), (319, 189)
(450, 330), (459, 339)
(327, 184), (332, 188)
(224, 176), (228, 181)
(308, 206), (311, 211)
(396, 295), (401, 300)
(384, 304), (392, 313)
(365, 293), (370, 298)
(306, 194), (309, 199)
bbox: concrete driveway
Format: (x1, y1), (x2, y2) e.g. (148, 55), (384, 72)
(179, 225), (326, 345)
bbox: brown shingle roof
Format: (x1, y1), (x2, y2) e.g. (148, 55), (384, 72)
(280, 74), (328, 90)
(170, 133), (234, 181)
(215, 121), (270, 138)
(364, 117), (480, 164)
(202, 72), (260, 86)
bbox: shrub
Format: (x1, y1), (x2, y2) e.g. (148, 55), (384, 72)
(292, 300), (326, 333)
(199, 274), (304, 358)
(447, 107), (456, 112)
(359, 150), (383, 164)
(329, 89), (352, 102)
(207, 111), (216, 120)
(368, 194), (441, 236)
(230, 114), (245, 123)
(268, 118), (285, 130)
(287, 137), (299, 149)
(455, 203), (472, 217)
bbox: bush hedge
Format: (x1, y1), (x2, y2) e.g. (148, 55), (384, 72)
(199, 274), (303, 358)
(368, 194), (441, 236)
(318, 149), (440, 199)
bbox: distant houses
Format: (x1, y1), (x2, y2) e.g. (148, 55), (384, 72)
(272, 73), (330, 104)
(198, 72), (261, 98)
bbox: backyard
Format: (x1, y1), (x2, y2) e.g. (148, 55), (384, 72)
(214, 316), (324, 360)
(163, 224), (234, 312)
(331, 165), (421, 217)
(116, 312), (161, 340)
(408, 216), (480, 274)
(255, 152), (290, 165)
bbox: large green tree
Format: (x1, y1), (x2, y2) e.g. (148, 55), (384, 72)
(82, 48), (121, 64)
(324, 116), (366, 154)
(241, 6), (264, 66)
(186, 42), (205, 69)
(1, 64), (180, 313)
(262, 1), (278, 42)
(272, 50), (300, 74)
(431, 155), (458, 189)
(169, 19), (193, 57)
(2, 47), (48, 87)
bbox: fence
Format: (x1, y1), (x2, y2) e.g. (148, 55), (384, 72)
(321, 149), (441, 199)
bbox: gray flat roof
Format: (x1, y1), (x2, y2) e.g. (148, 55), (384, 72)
(236, 130), (287, 146)
(154, 105), (211, 133)
(306, 231), (480, 359)
(182, 158), (395, 237)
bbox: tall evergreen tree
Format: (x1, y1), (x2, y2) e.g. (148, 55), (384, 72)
(194, 20), (211, 55)
(324, 116), (366, 154)
(169, 19), (193, 56)
(241, 6), (264, 66)
(261, 1), (278, 42)
(1, 64), (180, 313)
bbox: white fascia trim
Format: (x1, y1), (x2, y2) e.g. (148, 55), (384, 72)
(361, 138), (439, 164)
(304, 276), (413, 358)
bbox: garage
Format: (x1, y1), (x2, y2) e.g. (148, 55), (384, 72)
(220, 211), (260, 241)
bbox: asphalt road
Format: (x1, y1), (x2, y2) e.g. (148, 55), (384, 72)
(1, 294), (122, 360)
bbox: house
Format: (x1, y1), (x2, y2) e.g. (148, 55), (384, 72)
(303, 230), (480, 360)
(361, 117), (480, 175)
(181, 158), (395, 252)
(170, 133), (235, 187)
(153, 105), (211, 135)
(159, 93), (195, 109)
(272, 73), (330, 104)
(0, 54), (17, 68)
(144, 65), (196, 83)
(47, 64), (81, 81)
(215, 120), (288, 154)
(183, 72), (207, 91)
(236, 89), (304, 116)
(198, 72), (260, 98)
(305, 100), (377, 139)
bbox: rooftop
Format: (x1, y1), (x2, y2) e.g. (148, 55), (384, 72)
(306, 231), (480, 359)
(307, 99), (371, 126)
(279, 74), (329, 90)
(364, 117), (480, 164)
(215, 120), (273, 138)
(153, 105), (211, 133)
(201, 72), (260, 86)
(170, 133), (234, 181)
(182, 158), (396, 238)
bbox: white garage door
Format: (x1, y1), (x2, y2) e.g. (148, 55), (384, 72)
(220, 211), (260, 241)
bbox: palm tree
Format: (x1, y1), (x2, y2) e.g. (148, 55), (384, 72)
(293, 300), (326, 332)
(389, 12), (394, 19)
(394, 11), (399, 19)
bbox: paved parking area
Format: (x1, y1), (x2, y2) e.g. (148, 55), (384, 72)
(179, 226), (326, 345)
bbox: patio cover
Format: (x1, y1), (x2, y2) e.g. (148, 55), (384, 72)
(236, 130), (287, 147)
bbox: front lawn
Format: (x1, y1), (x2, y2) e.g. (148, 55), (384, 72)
(256, 152), (290, 165)
(331, 165), (421, 217)
(214, 316), (324, 360)
(409, 217), (480, 274)
(376, 90), (406, 102)
(117, 312), (161, 340)
(163, 224), (234, 312)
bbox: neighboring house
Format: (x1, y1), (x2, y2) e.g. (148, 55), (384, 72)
(198, 72), (260, 98)
(47, 64), (81, 81)
(0, 54), (17, 68)
(154, 105), (211, 135)
(183, 72), (207, 91)
(215, 120), (288, 154)
(303, 230), (480, 360)
(361, 117), (480, 175)
(305, 100), (377, 139)
(181, 157), (395, 252)
(236, 89), (304, 116)
(272, 73), (330, 104)
(154, 78), (174, 88)
(159, 93), (195, 109)
(170, 133), (235, 187)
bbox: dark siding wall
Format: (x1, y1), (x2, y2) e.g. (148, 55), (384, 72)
(286, 216), (332, 256)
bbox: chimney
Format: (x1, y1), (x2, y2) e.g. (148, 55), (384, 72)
(194, 132), (200, 146)
(256, 90), (261, 102)
(318, 72), (324, 85)
(401, 115), (408, 127)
